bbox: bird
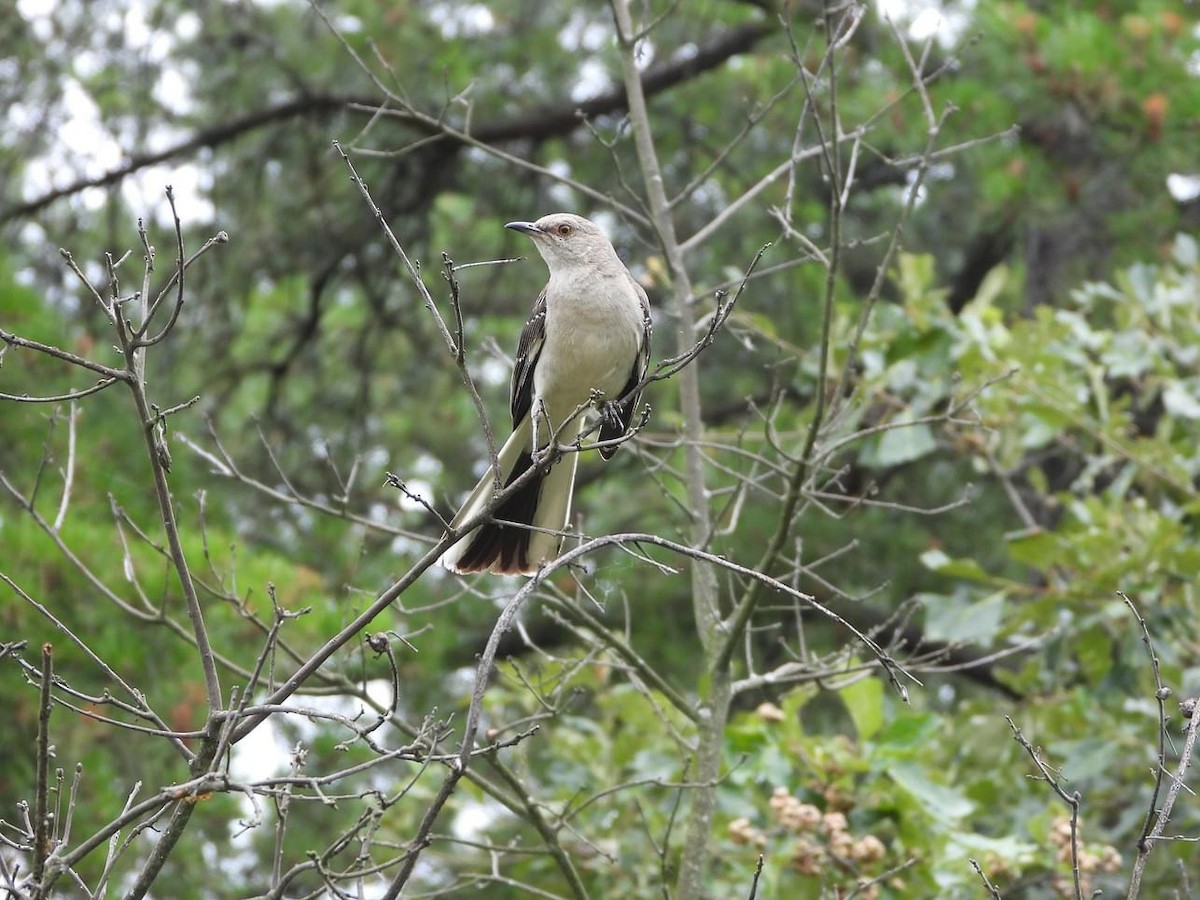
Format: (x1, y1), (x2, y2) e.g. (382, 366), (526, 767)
(440, 213), (652, 575)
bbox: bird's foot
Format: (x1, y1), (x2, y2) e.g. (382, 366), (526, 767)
(599, 399), (624, 431)
(531, 444), (560, 471)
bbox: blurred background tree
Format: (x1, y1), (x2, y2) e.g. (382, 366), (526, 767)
(1, 1), (1198, 897)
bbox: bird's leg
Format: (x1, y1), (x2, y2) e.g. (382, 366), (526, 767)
(530, 398), (542, 459)
(531, 399), (557, 470)
(600, 401), (624, 432)
(590, 388), (625, 434)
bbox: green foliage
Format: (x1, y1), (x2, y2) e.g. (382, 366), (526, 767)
(2, 0), (1199, 896)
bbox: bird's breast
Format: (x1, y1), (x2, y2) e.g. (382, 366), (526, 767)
(534, 275), (643, 428)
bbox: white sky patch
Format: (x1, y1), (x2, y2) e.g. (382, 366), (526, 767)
(392, 453), (445, 513)
(689, 180), (727, 210)
(175, 10), (201, 41)
(228, 709), (294, 786)
(447, 665), (478, 697)
(229, 683), (401, 786)
(118, 2), (152, 50)
(16, 221), (47, 258)
(19, 78), (126, 215)
(17, 0), (56, 39)
(364, 445), (391, 473)
(226, 680), (402, 859)
(876, 0), (975, 47)
(14, 0), (216, 225)
(72, 49), (104, 80)
(558, 11), (609, 53)
(901, 167), (927, 207)
(477, 355), (511, 388)
(928, 161), (956, 181)
(154, 65), (194, 112)
(463, 147), (492, 168)
(897, 158), (954, 208)
(389, 533), (427, 556)
(394, 478), (436, 513)
(590, 210), (620, 243)
(59, 80), (124, 174)
(5, 101), (38, 133)
(545, 158), (577, 208)
(634, 38), (656, 70)
(453, 797), (507, 839)
(1167, 173), (1200, 203)
(123, 164), (217, 224)
(427, 2), (495, 39)
(571, 58), (613, 102)
(410, 451), (445, 480)
(672, 42), (699, 64)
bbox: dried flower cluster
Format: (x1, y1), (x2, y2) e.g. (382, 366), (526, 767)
(1048, 816), (1122, 898)
(727, 786), (894, 897)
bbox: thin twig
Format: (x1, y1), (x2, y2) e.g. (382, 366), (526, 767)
(333, 141), (499, 479)
(32, 644), (53, 887)
(1006, 717), (1083, 900)
(1121, 591), (1171, 860)
(0, 327), (129, 381)
(970, 858), (1003, 899)
(52, 402), (78, 531)
(0, 378), (120, 403)
(1124, 587), (1200, 899)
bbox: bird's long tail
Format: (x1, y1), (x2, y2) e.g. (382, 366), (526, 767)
(440, 415), (580, 575)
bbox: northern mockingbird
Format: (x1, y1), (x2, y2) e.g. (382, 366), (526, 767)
(440, 213), (652, 575)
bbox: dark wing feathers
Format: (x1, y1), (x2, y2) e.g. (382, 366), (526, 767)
(509, 289), (547, 429)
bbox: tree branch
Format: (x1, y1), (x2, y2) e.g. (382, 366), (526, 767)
(1, 22), (773, 223)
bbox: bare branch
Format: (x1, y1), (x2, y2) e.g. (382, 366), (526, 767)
(0, 327), (129, 382)
(1006, 716), (1084, 900)
(1125, 588), (1200, 899)
(0, 378), (121, 404)
(32, 644), (54, 887)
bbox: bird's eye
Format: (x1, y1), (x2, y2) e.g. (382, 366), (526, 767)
(556, 223), (573, 237)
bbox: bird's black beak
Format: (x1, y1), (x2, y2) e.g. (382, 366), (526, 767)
(505, 221), (543, 237)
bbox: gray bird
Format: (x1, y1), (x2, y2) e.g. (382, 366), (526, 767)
(440, 213), (652, 575)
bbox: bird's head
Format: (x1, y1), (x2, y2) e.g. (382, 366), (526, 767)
(505, 213), (617, 270)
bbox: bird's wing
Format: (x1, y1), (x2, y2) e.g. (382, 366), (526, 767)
(510, 287), (547, 429)
(598, 280), (652, 460)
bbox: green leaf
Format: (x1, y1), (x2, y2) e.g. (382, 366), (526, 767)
(919, 549), (993, 583)
(742, 311), (779, 339)
(972, 262), (1009, 310)
(839, 675), (884, 741)
(1075, 627), (1115, 683)
(1007, 529), (1059, 568)
(874, 712), (940, 756)
(1162, 380), (1200, 419)
(1044, 737), (1120, 781)
(920, 590), (1006, 645)
(1173, 232), (1198, 267)
(897, 252), (936, 301)
(864, 420), (937, 467)
(948, 832), (1037, 864)
(886, 760), (975, 820)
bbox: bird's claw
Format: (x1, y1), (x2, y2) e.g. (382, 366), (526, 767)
(532, 445), (557, 471)
(600, 400), (624, 431)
